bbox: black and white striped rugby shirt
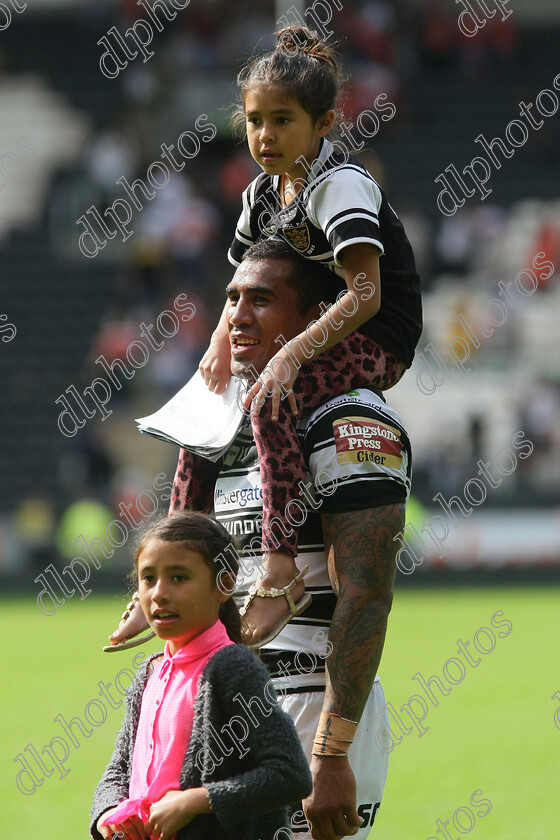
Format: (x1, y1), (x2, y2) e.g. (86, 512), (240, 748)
(228, 138), (422, 368)
(213, 387), (412, 691)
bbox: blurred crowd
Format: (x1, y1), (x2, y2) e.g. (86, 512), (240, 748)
(4, 0), (560, 571)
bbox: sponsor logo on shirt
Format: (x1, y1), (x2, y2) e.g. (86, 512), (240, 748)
(333, 416), (403, 467)
(215, 485), (264, 509)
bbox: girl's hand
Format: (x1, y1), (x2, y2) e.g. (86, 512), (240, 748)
(242, 346), (299, 420)
(199, 314), (232, 394)
(144, 790), (199, 840)
(96, 808), (148, 840)
(199, 340), (232, 395)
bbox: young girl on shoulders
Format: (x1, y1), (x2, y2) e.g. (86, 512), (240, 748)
(170, 26), (422, 648)
(91, 511), (311, 840)
(176, 26), (423, 647)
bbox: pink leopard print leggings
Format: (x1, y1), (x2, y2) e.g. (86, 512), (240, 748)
(169, 332), (406, 555)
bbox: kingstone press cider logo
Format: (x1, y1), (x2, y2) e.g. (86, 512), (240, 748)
(333, 417), (403, 468)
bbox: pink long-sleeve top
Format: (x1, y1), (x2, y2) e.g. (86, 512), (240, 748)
(101, 619), (234, 831)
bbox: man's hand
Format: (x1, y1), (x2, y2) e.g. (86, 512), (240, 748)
(303, 755), (363, 840)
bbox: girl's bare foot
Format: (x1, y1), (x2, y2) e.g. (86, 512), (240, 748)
(240, 552), (311, 647)
(104, 597), (152, 651)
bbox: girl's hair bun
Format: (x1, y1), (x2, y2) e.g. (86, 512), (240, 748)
(234, 24), (342, 129)
(276, 26), (339, 76)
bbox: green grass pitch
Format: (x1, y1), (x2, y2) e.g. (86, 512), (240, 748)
(1, 587), (558, 839)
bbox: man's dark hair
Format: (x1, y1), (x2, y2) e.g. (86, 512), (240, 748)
(241, 238), (341, 314)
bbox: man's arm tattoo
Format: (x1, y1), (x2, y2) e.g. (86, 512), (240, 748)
(321, 503), (405, 721)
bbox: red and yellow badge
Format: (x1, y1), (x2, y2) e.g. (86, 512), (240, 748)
(282, 224), (310, 253)
(333, 416), (403, 467)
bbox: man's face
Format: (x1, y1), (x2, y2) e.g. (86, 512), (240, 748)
(226, 257), (316, 380)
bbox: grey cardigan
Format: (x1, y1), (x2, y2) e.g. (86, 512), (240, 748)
(90, 644), (312, 840)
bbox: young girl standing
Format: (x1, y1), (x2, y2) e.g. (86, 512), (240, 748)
(174, 26), (422, 647)
(91, 512), (312, 840)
